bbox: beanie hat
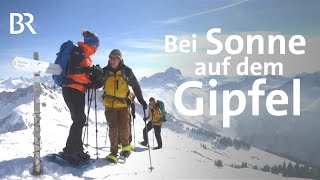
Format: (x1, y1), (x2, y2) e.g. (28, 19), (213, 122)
(83, 30), (100, 47)
(149, 97), (155, 102)
(109, 49), (122, 60)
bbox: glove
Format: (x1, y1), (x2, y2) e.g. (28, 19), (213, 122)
(140, 100), (147, 110)
(90, 65), (103, 77)
(88, 65), (104, 89)
(86, 82), (95, 89)
(87, 76), (104, 89)
(132, 113), (136, 120)
(143, 117), (148, 122)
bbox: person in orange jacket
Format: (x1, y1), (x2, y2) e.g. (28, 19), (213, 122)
(62, 30), (101, 165)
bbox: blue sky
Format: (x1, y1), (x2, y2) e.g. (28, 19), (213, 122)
(0, 0), (319, 79)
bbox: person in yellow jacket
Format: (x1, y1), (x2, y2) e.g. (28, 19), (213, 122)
(102, 49), (147, 162)
(140, 97), (163, 149)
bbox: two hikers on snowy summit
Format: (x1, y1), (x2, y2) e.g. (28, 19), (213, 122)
(57, 30), (165, 165)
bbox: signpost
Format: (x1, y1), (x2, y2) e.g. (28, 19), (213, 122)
(11, 56), (62, 75)
(11, 53), (61, 175)
(33, 52), (41, 175)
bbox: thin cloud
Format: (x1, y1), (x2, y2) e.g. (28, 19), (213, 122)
(160, 0), (249, 24)
(117, 38), (164, 51)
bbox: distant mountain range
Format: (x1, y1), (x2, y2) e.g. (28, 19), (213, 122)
(138, 67), (320, 167)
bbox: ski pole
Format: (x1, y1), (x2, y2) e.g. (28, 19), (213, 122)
(105, 125), (109, 146)
(83, 89), (89, 145)
(152, 112), (155, 148)
(132, 114), (136, 148)
(83, 89), (93, 146)
(144, 109), (154, 171)
(153, 128), (155, 148)
(84, 89), (94, 145)
(94, 88), (99, 159)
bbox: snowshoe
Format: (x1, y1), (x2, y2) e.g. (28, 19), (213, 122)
(62, 151), (90, 165)
(117, 144), (122, 149)
(44, 152), (96, 170)
(152, 146), (162, 150)
(118, 152), (128, 164)
(129, 144), (135, 151)
(120, 151), (131, 158)
(77, 151), (91, 161)
(138, 141), (148, 147)
(106, 154), (118, 163)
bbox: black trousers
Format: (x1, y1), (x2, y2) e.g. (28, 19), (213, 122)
(143, 121), (162, 148)
(62, 87), (86, 153)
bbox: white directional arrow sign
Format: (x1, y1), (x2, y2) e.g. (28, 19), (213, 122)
(11, 57), (62, 75)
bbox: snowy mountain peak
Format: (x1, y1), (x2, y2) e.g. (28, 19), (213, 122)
(0, 77), (32, 92)
(164, 67), (182, 76)
(0, 75), (55, 93)
(139, 67), (185, 88)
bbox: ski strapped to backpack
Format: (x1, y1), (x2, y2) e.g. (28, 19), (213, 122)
(52, 40), (90, 87)
(156, 100), (167, 122)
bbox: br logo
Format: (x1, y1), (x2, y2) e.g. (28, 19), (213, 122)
(10, 13), (37, 34)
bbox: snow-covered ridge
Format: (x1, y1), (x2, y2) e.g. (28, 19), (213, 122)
(0, 85), (313, 179)
(0, 75), (55, 93)
(0, 68), (319, 179)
